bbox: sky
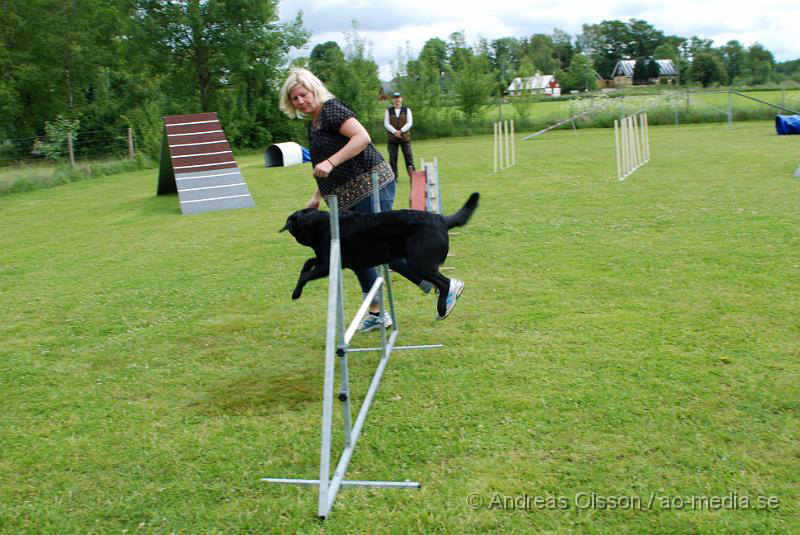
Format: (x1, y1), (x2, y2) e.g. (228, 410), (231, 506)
(277, 0), (800, 81)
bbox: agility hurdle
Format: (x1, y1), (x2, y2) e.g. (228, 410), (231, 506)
(262, 173), (442, 519)
(421, 157), (442, 213)
(409, 157), (442, 213)
(493, 120), (515, 173)
(614, 112), (650, 181)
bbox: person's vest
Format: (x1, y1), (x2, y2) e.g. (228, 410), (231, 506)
(387, 107), (411, 143)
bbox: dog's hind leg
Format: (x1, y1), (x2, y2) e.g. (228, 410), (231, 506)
(408, 263), (450, 317)
(406, 239), (451, 316)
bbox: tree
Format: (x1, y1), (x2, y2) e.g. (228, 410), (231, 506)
(647, 58), (661, 80)
(490, 37), (520, 94)
(0, 0), (132, 139)
(131, 0), (306, 113)
(775, 59), (800, 83)
(563, 53), (594, 92)
(451, 53), (494, 119)
(688, 36), (714, 58)
(747, 43), (775, 85)
(341, 22), (381, 120)
(521, 34), (558, 74)
(447, 31), (472, 73)
(632, 58), (650, 84)
(653, 43), (678, 61)
(579, 20), (634, 78)
(419, 38), (449, 76)
(310, 41), (348, 87)
(394, 37), (448, 117)
(627, 19), (665, 58)
(690, 52), (727, 87)
(551, 29), (574, 69)
(719, 40), (748, 83)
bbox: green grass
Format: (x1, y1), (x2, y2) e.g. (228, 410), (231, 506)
(1, 121), (799, 534)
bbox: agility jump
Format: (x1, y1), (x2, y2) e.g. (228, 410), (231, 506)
(262, 174), (444, 519)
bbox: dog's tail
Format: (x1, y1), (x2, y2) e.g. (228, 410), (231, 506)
(444, 192), (480, 229)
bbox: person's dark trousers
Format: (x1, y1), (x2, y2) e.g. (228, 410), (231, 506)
(388, 140), (415, 179)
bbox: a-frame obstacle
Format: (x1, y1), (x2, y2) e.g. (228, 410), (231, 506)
(157, 112), (254, 215)
(262, 174), (442, 519)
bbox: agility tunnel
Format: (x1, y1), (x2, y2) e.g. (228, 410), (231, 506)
(775, 115), (800, 135)
(265, 142), (311, 167)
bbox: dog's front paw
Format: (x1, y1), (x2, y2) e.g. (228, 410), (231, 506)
(292, 287), (303, 300)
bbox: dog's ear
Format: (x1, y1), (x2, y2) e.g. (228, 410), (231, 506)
(279, 213), (296, 234)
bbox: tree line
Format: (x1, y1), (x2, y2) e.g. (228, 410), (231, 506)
(384, 20), (800, 120)
(2, 2), (799, 159)
(1, 0), (308, 158)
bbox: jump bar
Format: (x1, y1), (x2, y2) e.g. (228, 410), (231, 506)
(260, 478), (420, 489)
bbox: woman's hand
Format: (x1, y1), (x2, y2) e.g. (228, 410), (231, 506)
(306, 188), (322, 209)
(313, 159), (334, 178)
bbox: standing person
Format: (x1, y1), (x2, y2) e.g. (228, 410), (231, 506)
(384, 92), (415, 179)
(279, 68), (464, 329)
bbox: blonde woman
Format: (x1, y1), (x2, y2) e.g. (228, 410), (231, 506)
(280, 68), (460, 330)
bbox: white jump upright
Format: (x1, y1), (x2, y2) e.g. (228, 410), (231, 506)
(262, 173), (442, 520)
(614, 112), (650, 181)
(420, 157), (442, 213)
(493, 119), (515, 173)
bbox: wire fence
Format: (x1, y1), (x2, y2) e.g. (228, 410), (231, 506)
(0, 126), (135, 168)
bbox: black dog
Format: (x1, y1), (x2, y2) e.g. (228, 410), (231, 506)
(279, 193), (479, 318)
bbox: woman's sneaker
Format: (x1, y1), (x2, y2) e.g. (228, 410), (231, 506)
(360, 312), (393, 332)
(437, 279), (464, 320)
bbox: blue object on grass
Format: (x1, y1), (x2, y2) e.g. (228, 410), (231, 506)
(775, 115), (800, 135)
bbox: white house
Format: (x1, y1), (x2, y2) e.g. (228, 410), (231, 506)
(507, 74), (561, 97)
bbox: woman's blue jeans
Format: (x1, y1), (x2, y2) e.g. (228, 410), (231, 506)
(346, 179), (424, 300)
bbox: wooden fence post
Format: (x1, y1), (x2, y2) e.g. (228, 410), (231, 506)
(67, 132), (75, 167)
(127, 127), (135, 159)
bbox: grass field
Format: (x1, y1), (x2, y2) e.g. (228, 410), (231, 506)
(1, 121), (799, 534)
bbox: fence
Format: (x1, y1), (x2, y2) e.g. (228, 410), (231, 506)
(0, 127), (136, 168)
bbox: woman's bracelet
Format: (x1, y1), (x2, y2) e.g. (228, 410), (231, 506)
(326, 158), (336, 168)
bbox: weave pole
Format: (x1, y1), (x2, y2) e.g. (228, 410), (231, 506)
(614, 112), (650, 181)
(493, 119), (515, 173)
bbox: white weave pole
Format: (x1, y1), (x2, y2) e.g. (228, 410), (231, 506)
(632, 114), (641, 170)
(642, 113), (650, 163)
(504, 120), (510, 170)
(493, 122), (498, 173)
(493, 120), (516, 173)
(510, 119), (515, 166)
(614, 119), (622, 181)
(614, 112), (650, 181)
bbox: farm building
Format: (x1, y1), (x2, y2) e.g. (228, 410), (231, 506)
(379, 81), (397, 100)
(507, 75), (561, 97)
(612, 59), (678, 86)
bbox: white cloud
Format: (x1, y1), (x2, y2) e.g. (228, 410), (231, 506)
(279, 0), (800, 80)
